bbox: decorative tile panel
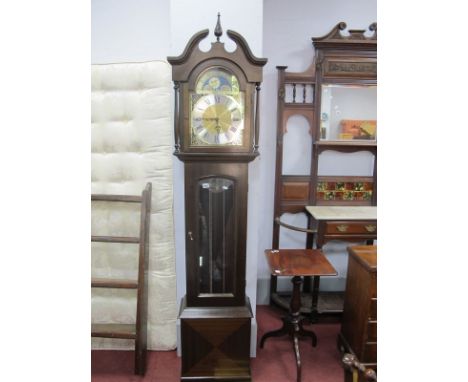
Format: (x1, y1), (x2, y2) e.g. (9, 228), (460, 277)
(317, 181), (373, 201)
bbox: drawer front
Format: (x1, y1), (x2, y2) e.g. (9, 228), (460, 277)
(369, 298), (377, 320)
(325, 221), (377, 235)
(362, 342), (377, 363)
(367, 320), (377, 342)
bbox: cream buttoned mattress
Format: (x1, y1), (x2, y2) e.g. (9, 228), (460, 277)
(91, 61), (176, 350)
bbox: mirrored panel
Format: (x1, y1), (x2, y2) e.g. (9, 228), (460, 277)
(318, 151), (375, 176)
(320, 84), (376, 141)
(197, 177), (235, 295)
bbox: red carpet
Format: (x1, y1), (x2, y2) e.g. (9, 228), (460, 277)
(92, 305), (343, 382)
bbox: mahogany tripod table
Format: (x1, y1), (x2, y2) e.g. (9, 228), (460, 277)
(260, 249), (337, 382)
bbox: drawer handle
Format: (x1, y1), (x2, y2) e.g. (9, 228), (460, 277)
(336, 225), (349, 232)
(365, 225), (377, 233)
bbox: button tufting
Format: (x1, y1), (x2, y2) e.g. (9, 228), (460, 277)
(91, 60), (175, 351)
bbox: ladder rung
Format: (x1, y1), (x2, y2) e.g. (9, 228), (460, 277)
(91, 323), (136, 339)
(91, 194), (142, 203)
(91, 278), (138, 289)
(91, 236), (140, 243)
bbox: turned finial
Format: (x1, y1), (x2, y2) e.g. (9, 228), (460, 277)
(214, 12), (223, 41)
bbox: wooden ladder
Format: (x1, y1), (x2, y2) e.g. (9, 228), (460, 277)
(91, 183), (152, 375)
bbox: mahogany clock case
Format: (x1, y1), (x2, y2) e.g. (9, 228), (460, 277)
(168, 21), (267, 308)
(168, 16), (267, 382)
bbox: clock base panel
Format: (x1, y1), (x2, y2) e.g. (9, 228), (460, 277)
(179, 296), (252, 382)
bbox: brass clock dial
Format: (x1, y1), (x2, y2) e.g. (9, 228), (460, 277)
(191, 94), (244, 145)
(190, 66), (245, 147)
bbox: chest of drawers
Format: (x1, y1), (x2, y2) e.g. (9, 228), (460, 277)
(338, 245), (377, 373)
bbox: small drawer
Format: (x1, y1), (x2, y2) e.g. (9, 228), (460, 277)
(363, 342), (377, 363)
(367, 320), (377, 342)
(369, 298), (377, 320)
(325, 221), (377, 235)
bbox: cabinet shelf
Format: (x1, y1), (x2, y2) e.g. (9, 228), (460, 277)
(91, 278), (138, 289)
(315, 140), (376, 152)
(284, 102), (314, 109)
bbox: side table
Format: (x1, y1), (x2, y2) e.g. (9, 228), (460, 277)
(260, 249), (337, 382)
(305, 206), (377, 320)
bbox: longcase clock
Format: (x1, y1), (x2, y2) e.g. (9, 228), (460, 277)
(168, 15), (267, 382)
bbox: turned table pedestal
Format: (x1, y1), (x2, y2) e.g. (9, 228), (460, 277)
(260, 249), (337, 382)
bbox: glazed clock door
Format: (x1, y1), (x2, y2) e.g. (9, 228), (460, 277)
(185, 162), (248, 307)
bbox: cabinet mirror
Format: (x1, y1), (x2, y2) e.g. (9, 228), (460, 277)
(320, 84), (376, 141)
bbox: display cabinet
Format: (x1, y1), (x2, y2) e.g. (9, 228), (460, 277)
(271, 22), (377, 317)
(312, 22), (377, 207)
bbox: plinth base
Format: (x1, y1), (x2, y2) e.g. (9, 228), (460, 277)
(179, 296), (252, 382)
